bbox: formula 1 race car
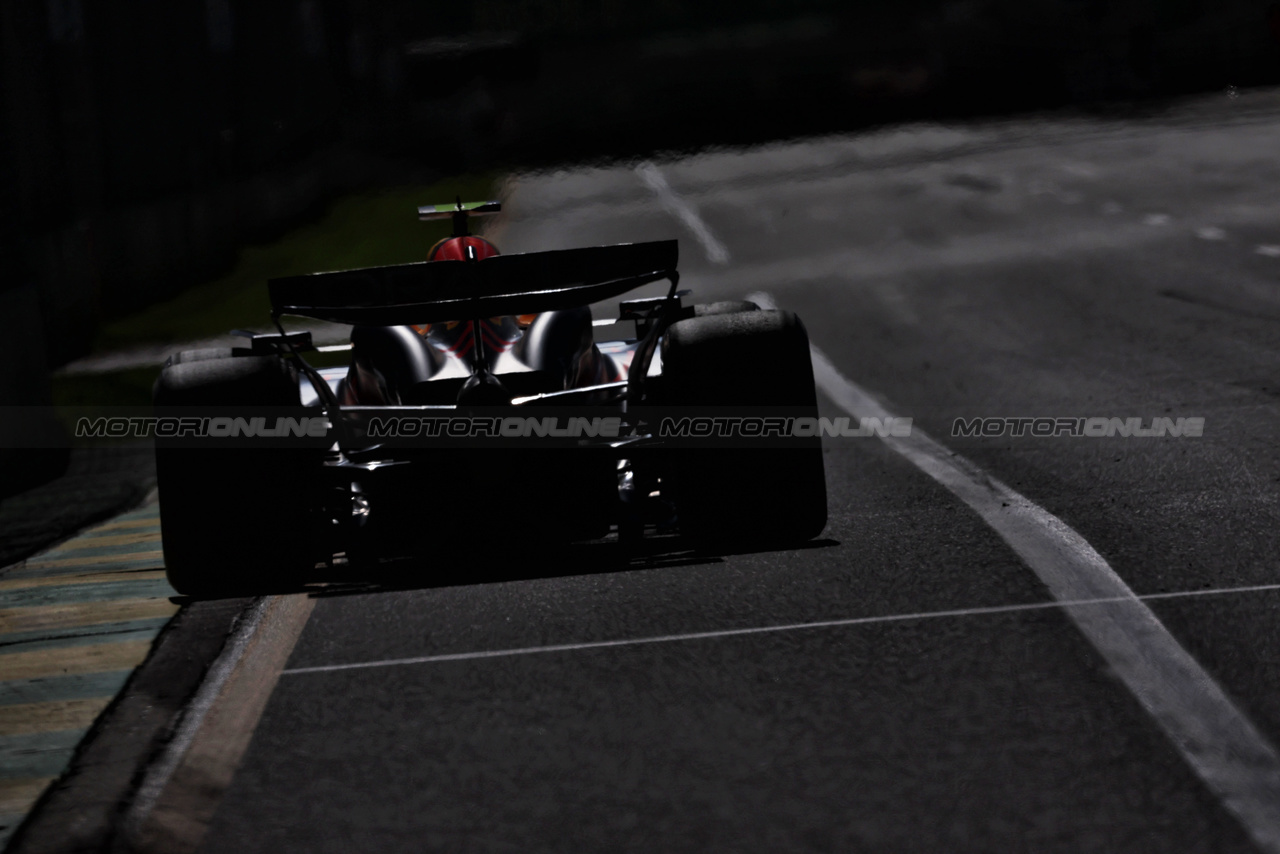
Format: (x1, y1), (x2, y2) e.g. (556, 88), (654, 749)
(152, 200), (826, 596)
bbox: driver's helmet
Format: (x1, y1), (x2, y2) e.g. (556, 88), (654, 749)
(427, 235), (500, 263)
(418, 236), (532, 366)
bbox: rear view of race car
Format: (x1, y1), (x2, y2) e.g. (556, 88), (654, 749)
(152, 200), (826, 596)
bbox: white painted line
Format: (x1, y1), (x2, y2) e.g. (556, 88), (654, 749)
(1256, 245), (1280, 258)
(636, 161), (730, 265)
(281, 582), (1280, 676)
(1196, 226), (1227, 241)
(1143, 213), (1171, 226)
(750, 291), (1280, 854)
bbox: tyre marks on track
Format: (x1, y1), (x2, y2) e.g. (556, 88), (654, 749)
(636, 162), (731, 265)
(0, 502), (177, 848)
(748, 290), (1280, 854)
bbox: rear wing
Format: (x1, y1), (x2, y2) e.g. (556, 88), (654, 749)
(269, 240), (679, 326)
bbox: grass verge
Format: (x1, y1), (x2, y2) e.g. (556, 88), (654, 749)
(94, 173), (502, 351)
(57, 173), (501, 412)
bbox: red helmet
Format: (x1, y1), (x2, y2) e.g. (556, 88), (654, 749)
(420, 235), (523, 363)
(427, 235), (500, 262)
(420, 235), (537, 337)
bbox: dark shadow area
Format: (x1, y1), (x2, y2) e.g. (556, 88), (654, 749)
(317, 534), (840, 591)
(166, 535), (843, 602)
(7, 0), (1280, 356)
(0, 444), (156, 570)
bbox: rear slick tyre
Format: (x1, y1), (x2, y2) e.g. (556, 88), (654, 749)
(153, 349), (321, 597)
(657, 309), (827, 547)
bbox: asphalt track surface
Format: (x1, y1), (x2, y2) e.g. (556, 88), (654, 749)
(122, 90), (1280, 853)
